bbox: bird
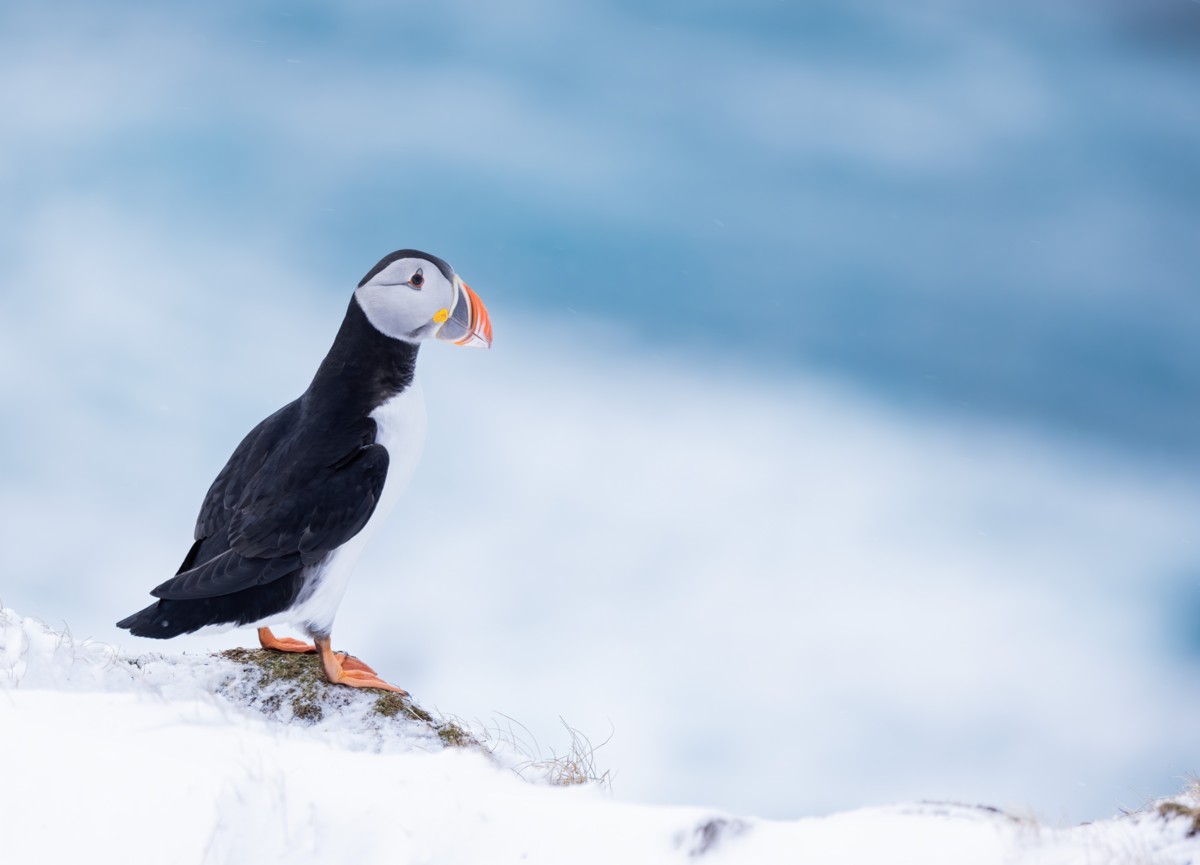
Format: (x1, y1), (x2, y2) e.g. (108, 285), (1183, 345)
(117, 249), (491, 693)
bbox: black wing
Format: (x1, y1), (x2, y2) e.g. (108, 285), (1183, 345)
(228, 444), (389, 560)
(193, 401), (299, 542)
(150, 404), (389, 601)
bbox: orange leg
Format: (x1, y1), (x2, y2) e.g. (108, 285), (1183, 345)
(258, 627), (376, 674)
(316, 635), (408, 694)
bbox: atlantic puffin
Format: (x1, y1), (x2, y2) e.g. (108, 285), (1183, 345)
(117, 249), (491, 693)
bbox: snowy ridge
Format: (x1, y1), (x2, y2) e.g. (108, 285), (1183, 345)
(1, 607), (456, 755)
(2, 606), (1198, 865)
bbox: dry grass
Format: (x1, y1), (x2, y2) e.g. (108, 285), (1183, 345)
(1155, 778), (1200, 838)
(481, 713), (614, 789)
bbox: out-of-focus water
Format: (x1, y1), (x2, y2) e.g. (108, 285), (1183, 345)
(2, 0), (1197, 462)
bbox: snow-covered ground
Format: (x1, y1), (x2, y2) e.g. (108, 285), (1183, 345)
(3, 608), (1198, 865)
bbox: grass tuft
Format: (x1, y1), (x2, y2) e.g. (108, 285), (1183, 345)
(484, 713), (614, 789)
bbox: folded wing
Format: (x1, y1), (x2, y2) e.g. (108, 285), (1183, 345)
(149, 404), (389, 602)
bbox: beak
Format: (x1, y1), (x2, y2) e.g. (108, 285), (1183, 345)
(436, 277), (492, 349)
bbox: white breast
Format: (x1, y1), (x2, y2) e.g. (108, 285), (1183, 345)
(285, 379), (428, 636)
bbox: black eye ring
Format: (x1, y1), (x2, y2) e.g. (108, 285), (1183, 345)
(410, 269), (425, 289)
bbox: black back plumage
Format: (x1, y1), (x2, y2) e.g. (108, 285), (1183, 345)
(117, 297), (419, 637)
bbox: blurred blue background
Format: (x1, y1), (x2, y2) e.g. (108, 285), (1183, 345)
(2, 0), (1199, 823)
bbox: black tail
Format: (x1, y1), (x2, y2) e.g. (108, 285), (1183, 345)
(116, 572), (306, 638)
(116, 600), (198, 638)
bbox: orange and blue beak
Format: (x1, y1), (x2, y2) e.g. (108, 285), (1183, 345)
(436, 276), (492, 348)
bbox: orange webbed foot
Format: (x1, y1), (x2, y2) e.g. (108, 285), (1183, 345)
(258, 627), (316, 654)
(334, 668), (410, 694)
(334, 652), (377, 675)
(316, 636), (408, 695)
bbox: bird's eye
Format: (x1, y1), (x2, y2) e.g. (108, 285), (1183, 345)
(410, 269), (425, 289)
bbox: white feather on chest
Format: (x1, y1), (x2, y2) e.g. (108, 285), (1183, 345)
(283, 378), (428, 636)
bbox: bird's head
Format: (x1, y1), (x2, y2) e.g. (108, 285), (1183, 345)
(354, 249), (492, 348)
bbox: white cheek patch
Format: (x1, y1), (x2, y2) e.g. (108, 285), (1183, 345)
(355, 284), (419, 340)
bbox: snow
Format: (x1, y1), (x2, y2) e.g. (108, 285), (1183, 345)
(3, 608), (1198, 864)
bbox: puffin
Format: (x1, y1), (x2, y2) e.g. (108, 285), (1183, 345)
(117, 249), (491, 693)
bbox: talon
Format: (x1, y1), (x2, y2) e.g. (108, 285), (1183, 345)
(258, 627), (316, 653)
(317, 636), (407, 694)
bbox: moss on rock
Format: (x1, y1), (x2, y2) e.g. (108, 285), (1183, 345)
(219, 647), (478, 748)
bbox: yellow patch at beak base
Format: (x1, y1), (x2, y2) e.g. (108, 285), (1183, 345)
(433, 308), (450, 324)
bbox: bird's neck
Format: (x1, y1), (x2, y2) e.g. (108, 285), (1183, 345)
(305, 297), (420, 419)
